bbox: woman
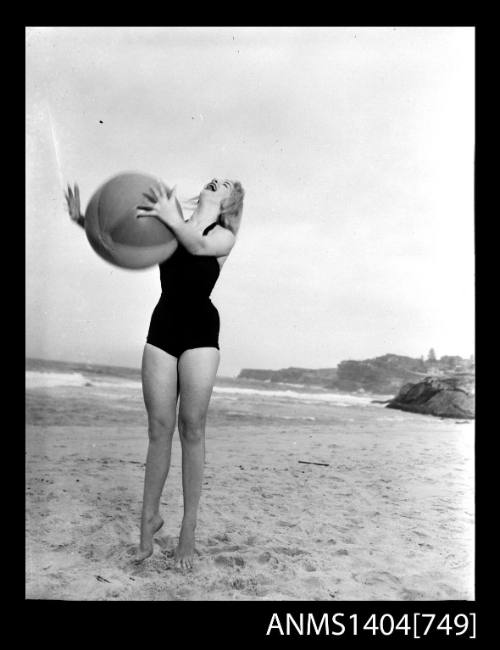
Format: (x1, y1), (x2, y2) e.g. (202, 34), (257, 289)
(65, 177), (244, 570)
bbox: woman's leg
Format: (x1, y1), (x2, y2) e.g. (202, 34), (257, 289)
(135, 343), (179, 563)
(176, 347), (220, 569)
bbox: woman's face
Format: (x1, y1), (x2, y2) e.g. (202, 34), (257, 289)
(200, 178), (234, 204)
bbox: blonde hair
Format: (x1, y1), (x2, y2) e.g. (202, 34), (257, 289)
(218, 181), (245, 236)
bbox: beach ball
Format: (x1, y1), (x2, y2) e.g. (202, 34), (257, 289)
(84, 172), (178, 269)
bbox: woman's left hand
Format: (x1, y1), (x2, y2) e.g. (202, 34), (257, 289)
(136, 183), (183, 226)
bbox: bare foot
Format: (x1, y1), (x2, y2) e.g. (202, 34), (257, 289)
(133, 513), (164, 564)
(174, 520), (197, 570)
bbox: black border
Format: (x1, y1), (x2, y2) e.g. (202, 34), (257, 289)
(24, 21), (484, 643)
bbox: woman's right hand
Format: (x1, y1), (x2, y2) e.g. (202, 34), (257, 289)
(64, 183), (83, 223)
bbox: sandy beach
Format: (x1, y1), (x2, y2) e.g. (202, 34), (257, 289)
(26, 365), (474, 601)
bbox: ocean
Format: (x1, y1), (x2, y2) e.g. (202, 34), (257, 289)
(26, 357), (398, 429)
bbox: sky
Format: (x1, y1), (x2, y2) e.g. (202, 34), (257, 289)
(26, 27), (475, 377)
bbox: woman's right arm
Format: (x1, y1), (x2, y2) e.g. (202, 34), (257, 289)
(65, 183), (85, 228)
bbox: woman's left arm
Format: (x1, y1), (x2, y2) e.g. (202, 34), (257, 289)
(136, 183), (235, 257)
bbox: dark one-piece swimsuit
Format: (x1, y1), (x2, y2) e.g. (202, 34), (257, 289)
(146, 221), (221, 358)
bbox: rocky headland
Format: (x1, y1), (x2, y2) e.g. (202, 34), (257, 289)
(238, 354), (475, 419)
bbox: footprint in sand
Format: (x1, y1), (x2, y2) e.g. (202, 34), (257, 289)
(228, 576), (258, 592)
(400, 587), (427, 600)
(214, 554), (245, 568)
(207, 544), (242, 554)
(273, 546), (308, 558)
(355, 570), (401, 586)
(412, 529), (428, 539)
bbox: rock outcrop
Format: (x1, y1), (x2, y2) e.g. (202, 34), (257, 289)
(386, 375), (475, 419)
